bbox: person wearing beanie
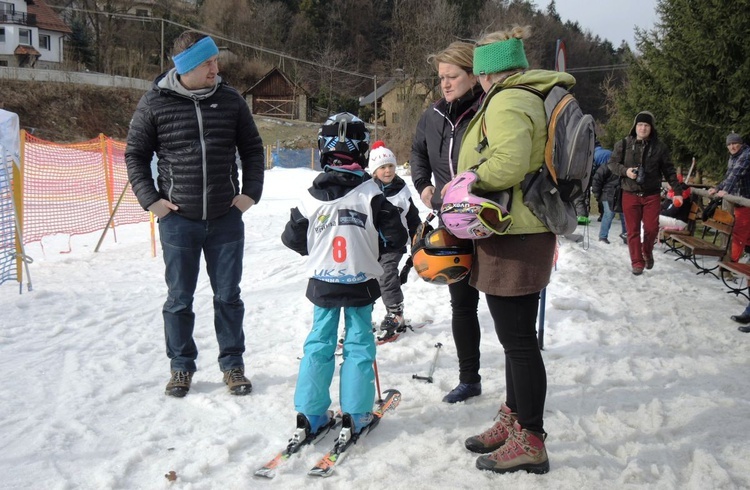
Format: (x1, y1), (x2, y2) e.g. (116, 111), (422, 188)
(410, 40), (487, 405)
(455, 25), (571, 475)
(126, 30), (265, 398)
(368, 141), (421, 340)
(280, 124), (407, 438)
(608, 110), (683, 275)
(709, 132), (750, 273)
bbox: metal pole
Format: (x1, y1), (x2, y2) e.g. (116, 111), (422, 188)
(94, 183), (131, 252)
(373, 359), (383, 403)
(412, 342), (442, 383)
(160, 18), (164, 73)
(372, 75), (378, 141)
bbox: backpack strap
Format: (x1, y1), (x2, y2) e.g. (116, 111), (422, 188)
(493, 84), (575, 186)
(478, 84), (563, 182)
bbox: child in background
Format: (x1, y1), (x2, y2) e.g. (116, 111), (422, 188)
(659, 177), (692, 230)
(368, 141), (421, 341)
(281, 113), (407, 438)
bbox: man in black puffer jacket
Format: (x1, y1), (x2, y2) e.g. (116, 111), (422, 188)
(125, 30), (264, 398)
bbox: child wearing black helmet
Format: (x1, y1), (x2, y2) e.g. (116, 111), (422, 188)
(280, 113), (407, 440)
(368, 140), (421, 340)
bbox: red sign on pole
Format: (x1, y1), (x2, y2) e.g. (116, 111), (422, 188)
(555, 39), (567, 72)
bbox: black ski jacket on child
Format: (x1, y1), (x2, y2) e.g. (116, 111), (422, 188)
(281, 169), (407, 308)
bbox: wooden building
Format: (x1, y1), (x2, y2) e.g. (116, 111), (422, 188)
(243, 67), (309, 121)
(359, 77), (432, 128)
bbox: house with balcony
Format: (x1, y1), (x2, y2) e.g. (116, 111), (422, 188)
(0, 0), (71, 68)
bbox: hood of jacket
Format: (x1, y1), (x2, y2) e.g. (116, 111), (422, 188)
(309, 167), (370, 201)
(629, 110), (659, 140)
(153, 68), (222, 100)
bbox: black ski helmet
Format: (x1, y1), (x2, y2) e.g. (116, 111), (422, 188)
(317, 112), (370, 167)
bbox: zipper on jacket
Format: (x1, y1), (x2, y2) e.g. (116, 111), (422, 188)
(433, 106), (459, 179)
(194, 99), (208, 220)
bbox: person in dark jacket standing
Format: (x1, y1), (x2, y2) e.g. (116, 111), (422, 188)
(591, 163), (625, 244)
(410, 41), (486, 403)
(125, 31), (265, 398)
(608, 111), (683, 275)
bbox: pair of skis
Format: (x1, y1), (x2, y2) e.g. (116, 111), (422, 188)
(254, 388), (401, 479)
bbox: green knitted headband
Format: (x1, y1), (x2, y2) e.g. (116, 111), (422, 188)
(473, 38), (529, 76)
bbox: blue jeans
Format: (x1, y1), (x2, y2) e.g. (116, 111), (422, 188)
(600, 201), (626, 239)
(158, 207), (245, 372)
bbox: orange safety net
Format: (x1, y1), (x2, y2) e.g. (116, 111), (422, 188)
(22, 133), (148, 244)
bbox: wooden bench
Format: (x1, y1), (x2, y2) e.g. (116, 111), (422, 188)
(660, 200), (700, 258)
(670, 207), (734, 278)
(718, 261), (750, 300)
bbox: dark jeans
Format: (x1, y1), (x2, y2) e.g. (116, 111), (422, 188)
(158, 207), (246, 372)
(486, 292), (546, 434)
(449, 276), (481, 384)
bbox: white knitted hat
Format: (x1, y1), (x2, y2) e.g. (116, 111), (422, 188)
(368, 140), (397, 172)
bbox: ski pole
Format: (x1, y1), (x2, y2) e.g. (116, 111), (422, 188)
(373, 359), (383, 402)
(412, 342), (442, 383)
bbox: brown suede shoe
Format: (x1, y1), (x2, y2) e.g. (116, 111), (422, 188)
(223, 367), (253, 395)
(165, 371), (193, 398)
(632, 267), (644, 275)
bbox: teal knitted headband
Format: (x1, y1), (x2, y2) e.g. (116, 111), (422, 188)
(473, 38), (529, 76)
(173, 37), (219, 75)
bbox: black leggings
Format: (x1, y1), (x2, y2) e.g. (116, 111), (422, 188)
(486, 292), (546, 434)
(448, 276), (481, 384)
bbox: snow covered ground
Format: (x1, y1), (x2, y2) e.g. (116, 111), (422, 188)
(2, 167), (750, 489)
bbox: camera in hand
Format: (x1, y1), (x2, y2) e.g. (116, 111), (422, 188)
(635, 166), (646, 185)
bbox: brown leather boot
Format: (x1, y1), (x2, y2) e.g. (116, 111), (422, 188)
(464, 403), (517, 453)
(475, 421), (549, 474)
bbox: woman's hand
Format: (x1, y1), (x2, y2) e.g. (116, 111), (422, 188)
(420, 186), (435, 208)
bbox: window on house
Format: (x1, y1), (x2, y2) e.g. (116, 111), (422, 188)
(19, 29), (31, 46)
(0, 60), (8, 67)
(0, 28), (5, 44)
(135, 9), (149, 17)
(0, 2), (14, 15)
(40, 34), (50, 50)
(392, 112), (400, 124)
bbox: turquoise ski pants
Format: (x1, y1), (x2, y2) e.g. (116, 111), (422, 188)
(294, 304), (376, 416)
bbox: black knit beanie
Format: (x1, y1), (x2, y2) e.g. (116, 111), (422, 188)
(634, 112), (655, 127)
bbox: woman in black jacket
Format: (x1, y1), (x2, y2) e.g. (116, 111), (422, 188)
(410, 41), (485, 403)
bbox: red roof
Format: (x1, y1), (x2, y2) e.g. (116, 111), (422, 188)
(15, 44), (41, 56)
(27, 0), (72, 34)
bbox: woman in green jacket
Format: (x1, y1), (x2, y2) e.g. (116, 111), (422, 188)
(455, 26), (573, 475)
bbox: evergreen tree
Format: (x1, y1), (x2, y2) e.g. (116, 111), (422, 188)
(610, 0), (750, 176)
(68, 17), (96, 68)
